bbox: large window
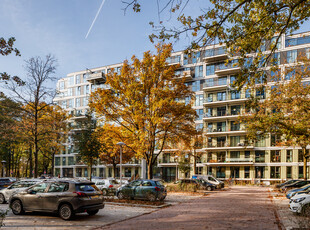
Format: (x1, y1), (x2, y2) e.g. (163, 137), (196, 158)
(76, 86), (81, 96)
(75, 98), (81, 107)
(271, 150), (281, 162)
(231, 90), (240, 100)
(230, 136), (240, 147)
(75, 75), (80, 84)
(255, 151), (265, 162)
(244, 166), (250, 178)
(195, 94), (204, 106)
(217, 92), (226, 101)
(195, 65), (203, 78)
(206, 65), (215, 76)
(286, 150), (293, 162)
(216, 166), (225, 178)
(287, 166), (292, 179)
(287, 50), (297, 63)
(270, 166), (280, 179)
(231, 105), (241, 115)
(196, 109), (203, 120)
(230, 121), (240, 131)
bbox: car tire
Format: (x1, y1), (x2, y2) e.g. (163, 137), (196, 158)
(147, 193), (156, 202)
(11, 199), (24, 215)
(117, 191), (125, 200)
(59, 204), (75, 220)
(159, 195), (166, 201)
(206, 186), (212, 191)
(87, 209), (99, 216)
(301, 204), (310, 217)
(0, 194), (5, 204)
(102, 189), (108, 196)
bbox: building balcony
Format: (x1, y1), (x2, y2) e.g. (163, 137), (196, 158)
(203, 81), (228, 91)
(215, 61), (240, 76)
(205, 128), (246, 136)
(203, 96), (248, 106)
(180, 69), (194, 81)
(203, 113), (239, 121)
(204, 158), (254, 166)
(204, 53), (228, 63)
(86, 72), (106, 83)
(204, 143), (254, 151)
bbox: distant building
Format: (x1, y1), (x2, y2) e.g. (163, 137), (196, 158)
(54, 31), (310, 182)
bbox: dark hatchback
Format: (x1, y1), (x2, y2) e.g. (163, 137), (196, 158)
(0, 178), (14, 190)
(116, 179), (167, 201)
(9, 179), (104, 220)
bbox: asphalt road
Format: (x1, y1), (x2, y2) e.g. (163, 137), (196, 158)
(101, 186), (281, 230)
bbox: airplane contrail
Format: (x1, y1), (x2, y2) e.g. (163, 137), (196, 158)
(85, 0), (106, 39)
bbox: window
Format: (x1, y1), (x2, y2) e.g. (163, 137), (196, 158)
(217, 107), (226, 116)
(231, 105), (241, 115)
(286, 150), (293, 162)
(76, 86), (81, 96)
(59, 81), (65, 90)
(270, 166), (280, 179)
(196, 109), (204, 120)
(207, 93), (213, 102)
(62, 157), (67, 165)
(68, 88), (73, 96)
(142, 181), (152, 186)
(83, 97), (89, 107)
(183, 54), (188, 65)
(255, 151), (265, 162)
(230, 167), (240, 178)
(287, 50), (297, 63)
(192, 52), (200, 64)
(185, 97), (191, 106)
(68, 99), (73, 108)
(217, 92), (226, 101)
(217, 122), (226, 132)
(195, 94), (204, 106)
(218, 77), (227, 85)
(256, 88), (265, 99)
(48, 182), (69, 193)
(196, 167), (203, 175)
(230, 121), (240, 131)
(255, 166), (265, 179)
(231, 91), (240, 100)
(55, 157), (60, 166)
(206, 65), (215, 76)
(230, 151), (240, 158)
(216, 166), (225, 178)
(85, 85), (89, 95)
(287, 166), (292, 179)
(195, 65), (203, 78)
(245, 89), (251, 98)
(205, 49), (214, 57)
(244, 166), (250, 178)
(245, 151), (250, 158)
(75, 75), (80, 84)
(192, 81), (201, 92)
(271, 150), (281, 162)
(255, 136), (265, 147)
(68, 157), (74, 165)
(196, 123), (203, 131)
(31, 183), (49, 193)
(75, 98), (81, 107)
(230, 136), (240, 147)
(230, 76), (236, 86)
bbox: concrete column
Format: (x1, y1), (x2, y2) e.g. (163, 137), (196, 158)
(141, 159), (147, 179)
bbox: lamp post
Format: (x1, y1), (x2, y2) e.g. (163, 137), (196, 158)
(116, 142), (126, 187)
(174, 156), (178, 181)
(1, 160), (6, 177)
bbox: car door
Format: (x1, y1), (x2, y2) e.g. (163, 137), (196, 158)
(135, 181), (153, 199)
(40, 182), (69, 212)
(23, 182), (49, 211)
(122, 180), (141, 198)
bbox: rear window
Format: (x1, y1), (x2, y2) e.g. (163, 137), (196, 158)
(76, 184), (100, 192)
(155, 181), (163, 186)
(0, 179), (10, 182)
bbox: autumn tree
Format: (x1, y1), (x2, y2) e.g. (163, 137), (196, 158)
(239, 61), (310, 180)
(127, 0), (310, 88)
(96, 124), (134, 178)
(73, 115), (101, 181)
(6, 54), (57, 177)
(90, 44), (196, 179)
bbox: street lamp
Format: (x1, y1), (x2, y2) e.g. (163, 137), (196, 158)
(116, 142), (126, 187)
(174, 156), (179, 181)
(1, 160), (6, 177)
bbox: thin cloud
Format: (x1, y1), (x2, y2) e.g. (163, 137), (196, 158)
(85, 0), (106, 39)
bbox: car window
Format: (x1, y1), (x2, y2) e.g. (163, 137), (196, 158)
(155, 181), (163, 186)
(48, 182), (69, 193)
(208, 177), (217, 182)
(76, 184), (100, 192)
(31, 182), (49, 193)
(142, 181), (152, 186)
(130, 181), (142, 186)
(110, 180), (119, 184)
(96, 181), (105, 185)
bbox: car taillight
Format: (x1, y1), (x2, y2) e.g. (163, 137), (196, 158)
(74, 191), (87, 197)
(109, 185), (113, 188)
(155, 186), (160, 191)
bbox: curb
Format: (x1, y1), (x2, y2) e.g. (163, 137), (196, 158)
(104, 202), (172, 209)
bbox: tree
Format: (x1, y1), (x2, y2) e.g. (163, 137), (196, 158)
(90, 43), (196, 179)
(96, 124), (134, 178)
(127, 0), (310, 88)
(73, 115), (101, 181)
(239, 59), (310, 180)
(6, 54), (57, 177)
(0, 37), (23, 85)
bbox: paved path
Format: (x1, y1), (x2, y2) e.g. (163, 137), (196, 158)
(100, 186), (281, 230)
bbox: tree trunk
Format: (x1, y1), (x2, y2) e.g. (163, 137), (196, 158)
(29, 146), (33, 178)
(303, 148), (307, 180)
(193, 153), (197, 175)
(89, 158), (93, 181)
(147, 161), (153, 179)
(113, 163), (117, 179)
(51, 151), (55, 176)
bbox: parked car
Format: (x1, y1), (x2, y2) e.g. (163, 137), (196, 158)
(289, 193), (310, 216)
(286, 184), (310, 199)
(116, 179), (167, 201)
(280, 180), (310, 192)
(275, 179), (300, 188)
(192, 175), (224, 189)
(176, 179), (199, 186)
(0, 179), (42, 204)
(195, 178), (216, 191)
(94, 179), (120, 195)
(0, 178), (14, 190)
(9, 179), (104, 220)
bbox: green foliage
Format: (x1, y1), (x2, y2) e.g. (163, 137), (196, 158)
(178, 158), (190, 174)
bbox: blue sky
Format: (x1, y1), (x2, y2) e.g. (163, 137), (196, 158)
(0, 0), (203, 84)
(1, 0), (310, 87)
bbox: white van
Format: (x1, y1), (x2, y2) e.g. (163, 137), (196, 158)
(192, 175), (224, 189)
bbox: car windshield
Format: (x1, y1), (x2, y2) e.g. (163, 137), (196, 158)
(208, 177), (217, 182)
(76, 184), (100, 192)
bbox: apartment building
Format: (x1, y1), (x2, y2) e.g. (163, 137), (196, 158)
(54, 31), (310, 182)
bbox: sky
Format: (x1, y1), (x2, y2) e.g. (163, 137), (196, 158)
(0, 0), (203, 86)
(1, 0), (310, 89)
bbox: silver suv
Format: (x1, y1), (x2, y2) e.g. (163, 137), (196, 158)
(9, 179), (104, 220)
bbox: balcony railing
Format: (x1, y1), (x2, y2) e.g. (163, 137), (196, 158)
(204, 79), (227, 88)
(226, 158), (254, 162)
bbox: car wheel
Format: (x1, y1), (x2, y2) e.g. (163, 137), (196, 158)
(0, 194), (5, 204)
(117, 191), (125, 200)
(102, 189), (108, 196)
(147, 193), (156, 202)
(11, 200), (24, 215)
(59, 204), (74, 220)
(302, 204), (310, 217)
(87, 209), (99, 216)
(206, 186), (212, 191)
(159, 195), (166, 201)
